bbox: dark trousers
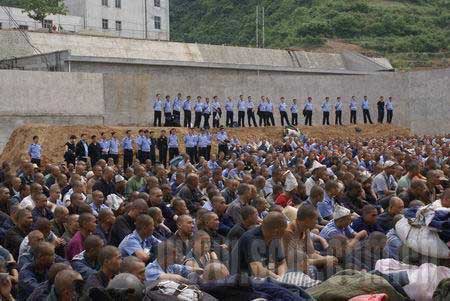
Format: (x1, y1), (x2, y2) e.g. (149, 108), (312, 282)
(387, 110), (393, 123)
(238, 111), (245, 127)
(142, 151), (150, 163)
(206, 145), (211, 161)
(137, 150), (142, 163)
(258, 112), (264, 126)
(186, 147), (196, 163)
(31, 158), (41, 167)
(150, 148), (156, 163)
(322, 111), (330, 125)
(291, 113), (298, 126)
(268, 112), (275, 126)
(335, 111), (342, 125)
(173, 111), (181, 126)
(363, 109), (373, 124)
(198, 147), (208, 160)
(212, 112), (220, 128)
(159, 149), (167, 166)
(184, 110), (192, 127)
(247, 109), (257, 127)
(123, 149), (133, 170)
(194, 112), (202, 128)
(168, 147), (179, 161)
(378, 109), (384, 123)
(203, 113), (210, 129)
(350, 110), (357, 124)
(110, 154), (119, 165)
(154, 111), (162, 127)
(218, 143), (228, 157)
(164, 112), (172, 126)
(304, 111), (312, 126)
(226, 111), (234, 127)
(280, 111), (290, 126)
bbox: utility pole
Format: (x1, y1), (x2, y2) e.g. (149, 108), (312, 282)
(144, 0), (148, 39)
(255, 4), (265, 48)
(256, 5), (259, 48)
(262, 6), (265, 48)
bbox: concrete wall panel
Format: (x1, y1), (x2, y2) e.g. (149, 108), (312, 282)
(0, 70), (104, 115)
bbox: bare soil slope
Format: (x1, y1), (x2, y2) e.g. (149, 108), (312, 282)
(0, 124), (411, 167)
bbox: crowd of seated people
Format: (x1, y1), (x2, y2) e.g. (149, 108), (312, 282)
(0, 129), (448, 300)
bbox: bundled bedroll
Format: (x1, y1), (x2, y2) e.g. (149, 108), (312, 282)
(396, 204), (450, 259)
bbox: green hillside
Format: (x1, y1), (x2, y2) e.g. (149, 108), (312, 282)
(170, 0), (450, 69)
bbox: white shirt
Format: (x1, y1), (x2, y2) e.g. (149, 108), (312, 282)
(19, 195), (36, 209)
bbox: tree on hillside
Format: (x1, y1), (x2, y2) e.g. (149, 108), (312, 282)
(21, 0), (67, 26)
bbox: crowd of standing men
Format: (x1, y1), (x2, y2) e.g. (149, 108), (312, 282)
(152, 93), (396, 128)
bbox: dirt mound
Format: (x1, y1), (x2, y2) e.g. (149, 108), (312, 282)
(0, 124), (411, 167)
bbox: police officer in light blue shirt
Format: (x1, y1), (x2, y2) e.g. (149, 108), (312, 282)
(266, 98), (275, 126)
(258, 96), (268, 126)
(211, 96), (221, 128)
(99, 132), (110, 161)
(173, 93), (182, 122)
(304, 97), (313, 126)
(122, 130), (133, 169)
(361, 95), (374, 124)
(216, 126), (229, 157)
(386, 96), (394, 124)
(183, 95), (192, 127)
(166, 128), (179, 162)
(109, 132), (120, 164)
(184, 128), (198, 163)
(321, 97), (331, 125)
(141, 130), (152, 162)
(279, 97), (289, 126)
(163, 95), (172, 125)
(153, 94), (163, 127)
(335, 97), (343, 125)
(135, 129), (144, 163)
(225, 97), (234, 127)
(291, 99), (298, 126)
(194, 96), (204, 128)
(247, 96), (257, 127)
(197, 129), (209, 160)
(237, 95), (247, 127)
(349, 96), (358, 124)
(28, 135), (42, 166)
(203, 98), (212, 129)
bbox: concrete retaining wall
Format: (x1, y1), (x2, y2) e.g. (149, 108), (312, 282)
(0, 68), (448, 153)
(0, 70), (105, 152)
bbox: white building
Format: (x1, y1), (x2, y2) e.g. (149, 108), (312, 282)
(0, 0), (170, 40)
(0, 6), (83, 32)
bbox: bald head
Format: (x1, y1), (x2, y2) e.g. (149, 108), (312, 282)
(48, 263), (72, 284)
(388, 197), (404, 215)
(54, 270), (83, 297)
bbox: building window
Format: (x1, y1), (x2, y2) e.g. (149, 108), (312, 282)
(102, 19), (108, 29)
(154, 0), (160, 7)
(19, 25), (28, 30)
(102, 0), (108, 6)
(115, 21), (122, 31)
(115, 0), (121, 8)
(43, 19), (53, 29)
(154, 16), (161, 30)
